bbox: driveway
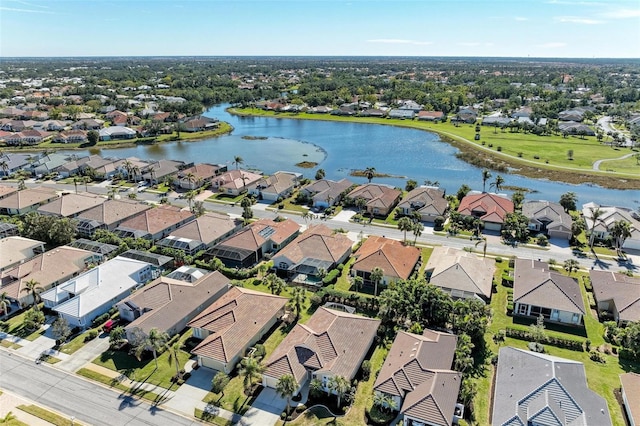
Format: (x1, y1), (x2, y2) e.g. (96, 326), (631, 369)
(332, 209), (356, 223)
(56, 333), (110, 372)
(238, 387), (287, 426)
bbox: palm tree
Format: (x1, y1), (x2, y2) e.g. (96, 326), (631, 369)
(183, 172), (197, 189)
(21, 279), (43, 310)
(264, 273), (285, 295)
(1, 411), (17, 424)
(233, 156), (244, 170)
(134, 327), (170, 370)
(364, 167), (376, 183)
(184, 190), (196, 210)
(397, 217), (413, 243)
(587, 207), (604, 248)
(0, 160), (9, 177)
(107, 187), (118, 200)
(370, 267), (384, 297)
(0, 291), (11, 318)
(491, 175), (505, 192)
(563, 259), (579, 275)
(328, 375), (350, 408)
(481, 169), (492, 192)
(412, 222), (424, 245)
(276, 374), (298, 416)
(353, 276), (363, 293)
(122, 160), (133, 182)
(288, 287), (307, 321)
(611, 220), (632, 255)
(73, 176), (82, 194)
(355, 197), (367, 215)
(167, 341), (182, 379)
(239, 355), (264, 394)
(82, 176), (91, 192)
(474, 236), (488, 258)
(309, 378), (324, 399)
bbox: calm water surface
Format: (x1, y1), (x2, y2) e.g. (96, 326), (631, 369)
(67, 104), (639, 209)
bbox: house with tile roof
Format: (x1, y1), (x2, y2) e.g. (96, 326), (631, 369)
(347, 183), (402, 217)
(37, 192), (106, 218)
(210, 218), (300, 268)
(582, 202), (640, 250)
(75, 199), (151, 237)
(141, 159), (185, 185)
(0, 153), (32, 177)
(425, 246), (496, 303)
(272, 224), (353, 286)
(42, 256), (153, 328)
(620, 373), (640, 426)
(299, 178), (354, 210)
(457, 193), (514, 231)
(351, 236), (420, 287)
(522, 200), (573, 240)
(189, 286), (287, 373)
(373, 329), (463, 426)
(157, 212), (243, 256)
(247, 171), (303, 202)
(590, 270), (640, 326)
(114, 205), (195, 241)
(0, 185), (18, 200)
(0, 236), (45, 272)
(0, 187), (59, 216)
(174, 163), (227, 190)
(416, 111), (445, 121)
(262, 307), (380, 393)
(492, 347), (611, 426)
(398, 186), (448, 223)
(118, 269), (230, 341)
(513, 259), (585, 325)
(212, 169), (263, 196)
(0, 246), (98, 307)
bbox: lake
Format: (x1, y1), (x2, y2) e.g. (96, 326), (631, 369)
(67, 104), (639, 209)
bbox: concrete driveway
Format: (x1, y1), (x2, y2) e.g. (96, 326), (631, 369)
(56, 333), (110, 372)
(238, 387), (287, 426)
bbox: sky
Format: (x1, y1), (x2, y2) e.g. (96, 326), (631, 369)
(0, 0), (639, 58)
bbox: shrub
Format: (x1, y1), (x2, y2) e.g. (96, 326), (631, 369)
(84, 330), (98, 342)
(505, 327), (584, 351)
(517, 152), (523, 157)
(495, 256), (503, 263)
(295, 404), (306, 413)
(589, 351), (606, 363)
(92, 313), (110, 328)
(533, 155), (540, 159)
(322, 269), (340, 285)
(310, 294), (323, 307)
(253, 344), (266, 360)
(497, 146), (502, 151)
(337, 264), (344, 271)
(361, 360), (372, 381)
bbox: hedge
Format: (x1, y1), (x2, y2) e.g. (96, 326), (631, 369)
(322, 269), (340, 285)
(505, 327), (584, 351)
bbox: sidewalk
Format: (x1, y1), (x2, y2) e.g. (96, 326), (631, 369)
(0, 390), (67, 426)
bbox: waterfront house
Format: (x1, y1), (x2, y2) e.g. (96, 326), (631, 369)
(157, 212), (242, 256)
(299, 178), (353, 210)
(582, 202), (640, 250)
(416, 111), (444, 121)
(398, 186), (448, 223)
(174, 163), (227, 190)
(522, 200), (573, 240)
(247, 171), (302, 202)
(211, 169), (263, 196)
(457, 193), (514, 231)
(347, 183), (402, 217)
(141, 159), (185, 185)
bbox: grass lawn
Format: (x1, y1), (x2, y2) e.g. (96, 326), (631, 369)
(59, 329), (101, 355)
(3, 309), (45, 341)
(76, 368), (166, 404)
(275, 194), (309, 214)
(242, 280), (316, 324)
(207, 192), (246, 203)
(203, 374), (257, 416)
(17, 404), (84, 426)
(194, 408), (234, 426)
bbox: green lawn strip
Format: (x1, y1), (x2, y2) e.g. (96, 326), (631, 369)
(17, 404), (85, 426)
(276, 196), (309, 213)
(207, 193), (246, 203)
(60, 328), (102, 355)
(418, 247), (434, 276)
(241, 280), (315, 323)
(334, 258), (355, 293)
(76, 368), (166, 404)
(194, 408), (234, 426)
(3, 309), (45, 340)
(203, 375), (255, 416)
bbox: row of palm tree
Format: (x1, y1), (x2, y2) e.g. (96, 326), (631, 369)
(481, 169), (505, 193)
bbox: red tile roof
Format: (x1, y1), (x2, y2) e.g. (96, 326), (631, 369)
(352, 236), (420, 280)
(457, 193), (514, 224)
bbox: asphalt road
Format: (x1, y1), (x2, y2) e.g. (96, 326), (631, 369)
(0, 351), (200, 426)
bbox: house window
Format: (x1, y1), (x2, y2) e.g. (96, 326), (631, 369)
(518, 304), (528, 315)
(572, 313), (580, 323)
(279, 262), (288, 270)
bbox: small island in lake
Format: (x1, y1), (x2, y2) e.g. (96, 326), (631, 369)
(295, 161), (318, 168)
(241, 135), (268, 140)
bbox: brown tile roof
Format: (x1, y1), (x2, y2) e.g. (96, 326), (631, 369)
(0, 236), (44, 271)
(398, 187), (448, 217)
(0, 185), (18, 199)
(514, 259), (585, 315)
(189, 286), (287, 363)
(37, 192), (106, 217)
(274, 224), (353, 266)
(117, 205), (194, 236)
(177, 163), (222, 181)
(457, 193), (514, 224)
(620, 373), (640, 424)
(348, 184), (401, 210)
(0, 187), (58, 210)
(0, 246), (93, 300)
(167, 212), (242, 245)
(263, 307), (380, 385)
(76, 199), (151, 227)
(213, 169), (262, 191)
(401, 370), (462, 426)
(590, 270), (640, 323)
(122, 270), (230, 335)
(425, 246), (496, 299)
(217, 218), (299, 251)
(352, 236), (420, 280)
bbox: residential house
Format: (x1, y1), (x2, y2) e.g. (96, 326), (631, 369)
(118, 249), (173, 273)
(455, 107), (477, 123)
(157, 212), (243, 256)
(481, 116), (512, 127)
(211, 169), (263, 196)
(189, 286), (287, 373)
(42, 257), (153, 328)
(92, 159), (126, 180)
(425, 246), (496, 302)
(118, 269), (230, 341)
(388, 109), (415, 119)
(522, 200), (573, 240)
(457, 193), (514, 231)
(582, 202), (640, 250)
(351, 236), (421, 287)
(115, 205), (195, 241)
(141, 159), (184, 185)
(0, 185), (18, 199)
(620, 373), (640, 426)
(558, 109), (585, 122)
(98, 126), (136, 141)
(0, 236), (45, 272)
(347, 184), (402, 217)
(398, 100), (423, 112)
(398, 186), (448, 222)
(0, 153), (32, 177)
(492, 347), (611, 426)
(31, 153), (72, 177)
(513, 259), (585, 325)
(75, 199), (151, 237)
(0, 187), (59, 215)
(174, 163), (226, 190)
(262, 307), (380, 394)
(71, 119), (103, 130)
(182, 116), (219, 132)
(590, 270), (640, 326)
(359, 108), (386, 118)
(272, 224), (353, 286)
(69, 238), (118, 257)
(558, 121), (595, 136)
(0, 246), (97, 306)
(373, 329), (463, 426)
(247, 171), (302, 202)
(299, 178), (353, 210)
(416, 111), (444, 121)
(4, 130), (48, 146)
(37, 192), (106, 218)
(210, 218), (300, 268)
(54, 130), (87, 144)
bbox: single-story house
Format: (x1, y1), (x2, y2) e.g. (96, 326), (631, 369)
(0, 222), (19, 238)
(272, 224), (353, 286)
(513, 259), (585, 325)
(174, 163), (226, 190)
(351, 236), (421, 287)
(457, 193), (514, 231)
(522, 200), (573, 240)
(620, 373), (640, 426)
(373, 329), (463, 426)
(388, 109), (415, 119)
(141, 160), (185, 185)
(118, 249), (173, 273)
(299, 178), (353, 210)
(398, 186), (448, 222)
(210, 218), (300, 268)
(492, 347), (611, 426)
(0, 236), (45, 272)
(98, 126), (136, 141)
(582, 202), (640, 250)
(347, 184), (402, 217)
(54, 130), (87, 144)
(42, 256), (153, 328)
(262, 307), (380, 394)
(189, 286), (287, 373)
(247, 171), (303, 202)
(211, 169), (263, 196)
(425, 246), (496, 303)
(72, 119), (104, 130)
(416, 111), (444, 121)
(0, 153), (32, 177)
(0, 185), (18, 200)
(31, 153), (72, 177)
(114, 205), (195, 241)
(119, 269), (230, 341)
(75, 199), (151, 237)
(0, 187), (59, 216)
(37, 192), (106, 218)
(181, 116), (219, 132)
(590, 270), (640, 326)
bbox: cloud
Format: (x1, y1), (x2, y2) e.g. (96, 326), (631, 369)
(0, 6), (55, 14)
(536, 42), (567, 48)
(603, 8), (640, 19)
(458, 42), (481, 47)
(367, 39), (433, 46)
(514, 16), (528, 21)
(554, 16), (604, 24)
